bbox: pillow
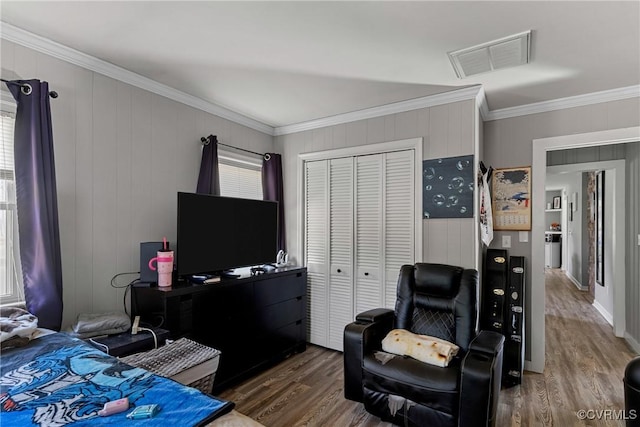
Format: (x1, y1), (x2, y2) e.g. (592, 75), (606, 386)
(381, 329), (459, 367)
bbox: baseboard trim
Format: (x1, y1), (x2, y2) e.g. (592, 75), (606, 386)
(592, 300), (614, 326)
(625, 332), (640, 354)
(565, 271), (588, 291)
(524, 360), (543, 374)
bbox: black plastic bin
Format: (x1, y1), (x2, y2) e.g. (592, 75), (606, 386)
(624, 356), (640, 426)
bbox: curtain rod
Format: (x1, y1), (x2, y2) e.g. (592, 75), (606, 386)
(1, 78), (58, 98)
(200, 135), (271, 160)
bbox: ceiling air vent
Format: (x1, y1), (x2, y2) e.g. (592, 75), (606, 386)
(448, 30), (531, 79)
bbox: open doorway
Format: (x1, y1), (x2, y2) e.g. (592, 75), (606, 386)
(528, 127), (639, 373)
(545, 159), (626, 328)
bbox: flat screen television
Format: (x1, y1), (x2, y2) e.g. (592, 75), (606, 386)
(177, 192), (278, 277)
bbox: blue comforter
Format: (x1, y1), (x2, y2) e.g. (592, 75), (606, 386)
(0, 333), (233, 426)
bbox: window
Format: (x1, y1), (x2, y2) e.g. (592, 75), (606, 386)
(0, 111), (23, 304)
(218, 152), (263, 200)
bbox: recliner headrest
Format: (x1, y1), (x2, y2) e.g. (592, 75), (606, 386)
(414, 263), (464, 297)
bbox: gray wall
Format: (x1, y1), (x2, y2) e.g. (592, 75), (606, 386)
(484, 99), (640, 360)
(275, 100), (479, 272)
(547, 144), (627, 166)
(626, 142), (640, 346)
(1, 39), (274, 329)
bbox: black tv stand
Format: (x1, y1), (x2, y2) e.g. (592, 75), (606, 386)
(131, 266), (307, 393)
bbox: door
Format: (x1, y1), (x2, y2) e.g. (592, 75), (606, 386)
(304, 160), (329, 346)
(383, 150), (415, 309)
(303, 149), (416, 351)
(354, 154), (384, 315)
(328, 157), (354, 350)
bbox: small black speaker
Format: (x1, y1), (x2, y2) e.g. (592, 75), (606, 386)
(140, 241), (168, 284)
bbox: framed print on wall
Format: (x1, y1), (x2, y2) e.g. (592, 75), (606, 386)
(595, 170), (605, 286)
(422, 154), (474, 219)
(492, 166), (531, 231)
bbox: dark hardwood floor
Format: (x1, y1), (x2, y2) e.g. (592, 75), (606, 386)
(219, 269), (635, 426)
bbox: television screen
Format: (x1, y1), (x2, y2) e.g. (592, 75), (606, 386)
(177, 192), (278, 277)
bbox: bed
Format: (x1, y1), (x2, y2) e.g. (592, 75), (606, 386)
(0, 330), (260, 426)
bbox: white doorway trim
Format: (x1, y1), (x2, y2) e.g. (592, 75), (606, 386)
(530, 126), (640, 373)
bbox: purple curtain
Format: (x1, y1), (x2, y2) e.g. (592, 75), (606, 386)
(7, 79), (63, 330)
(196, 134), (220, 195)
(262, 153), (286, 252)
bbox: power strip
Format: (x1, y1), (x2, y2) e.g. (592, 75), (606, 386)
(131, 315), (140, 335)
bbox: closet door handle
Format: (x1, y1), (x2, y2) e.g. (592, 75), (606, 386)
(337, 269), (342, 273)
(364, 272), (369, 276)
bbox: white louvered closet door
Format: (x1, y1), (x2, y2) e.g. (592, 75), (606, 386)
(383, 150), (415, 309)
(304, 148), (416, 351)
(327, 157), (354, 351)
(304, 160), (329, 347)
(354, 154), (384, 315)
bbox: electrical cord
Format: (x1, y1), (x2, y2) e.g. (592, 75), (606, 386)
(110, 272), (140, 289)
(89, 338), (110, 353)
(137, 327), (158, 349)
(109, 272), (140, 316)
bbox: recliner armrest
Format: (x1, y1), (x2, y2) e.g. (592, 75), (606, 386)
(355, 308), (394, 324)
(344, 308), (395, 402)
(459, 331), (504, 427)
(469, 330), (504, 357)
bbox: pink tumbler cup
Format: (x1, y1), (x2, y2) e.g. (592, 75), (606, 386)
(148, 250), (174, 287)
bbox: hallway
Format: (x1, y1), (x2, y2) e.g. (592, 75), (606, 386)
(497, 268), (635, 426)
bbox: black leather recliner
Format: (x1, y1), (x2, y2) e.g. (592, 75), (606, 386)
(344, 263), (505, 427)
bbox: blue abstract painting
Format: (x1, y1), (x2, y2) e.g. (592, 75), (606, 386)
(423, 155), (474, 219)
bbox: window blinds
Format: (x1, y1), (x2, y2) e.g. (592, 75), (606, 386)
(219, 155), (263, 201)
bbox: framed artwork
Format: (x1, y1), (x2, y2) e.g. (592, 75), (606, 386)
(595, 170), (605, 286)
(492, 166), (531, 231)
(422, 155), (474, 219)
(569, 202), (573, 222)
(552, 196), (561, 209)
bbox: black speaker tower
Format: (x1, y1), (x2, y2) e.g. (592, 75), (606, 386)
(482, 249), (526, 388)
(503, 256), (525, 387)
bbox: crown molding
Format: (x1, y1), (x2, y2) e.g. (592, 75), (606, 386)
(475, 86), (489, 121)
(0, 22), (275, 136)
(274, 85), (482, 136)
(3, 22), (637, 136)
(485, 85), (640, 121)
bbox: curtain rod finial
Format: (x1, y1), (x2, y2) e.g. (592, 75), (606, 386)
(200, 136), (210, 146)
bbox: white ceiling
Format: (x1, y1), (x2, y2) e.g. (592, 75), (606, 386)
(1, 1), (639, 128)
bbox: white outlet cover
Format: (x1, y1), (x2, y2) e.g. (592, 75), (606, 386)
(502, 235), (511, 248)
(519, 231), (529, 243)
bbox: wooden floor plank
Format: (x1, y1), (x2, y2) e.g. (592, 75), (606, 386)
(219, 269), (635, 426)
